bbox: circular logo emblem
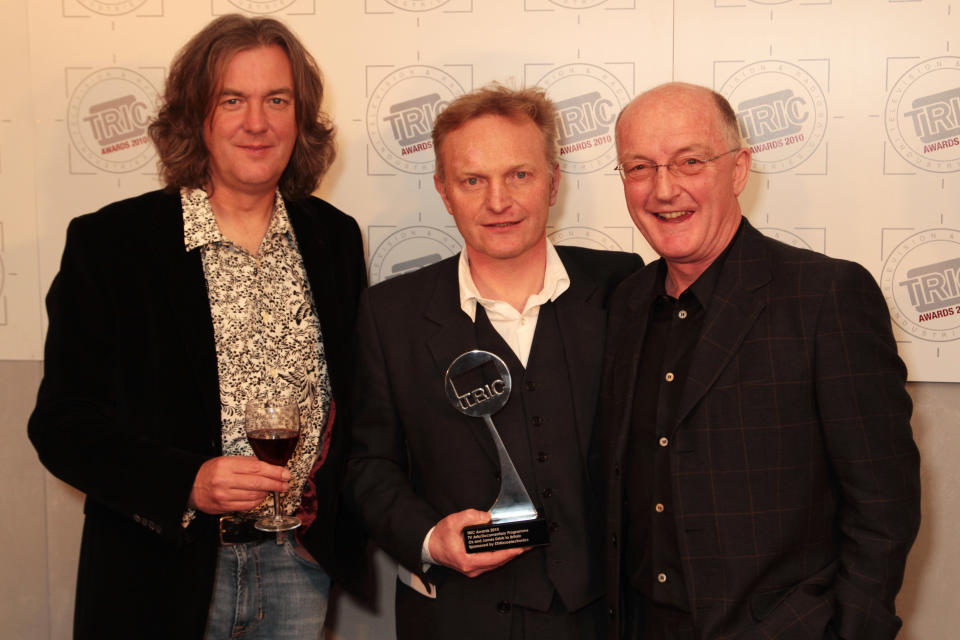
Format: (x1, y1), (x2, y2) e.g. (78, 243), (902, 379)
(366, 66), (464, 174)
(227, 0), (297, 13)
(76, 0), (148, 15)
(885, 56), (960, 173)
(881, 228), (960, 342)
(548, 226), (623, 251)
(757, 227), (813, 251)
(548, 0), (609, 7)
(720, 60), (827, 173)
(67, 67), (159, 173)
(383, 0), (451, 10)
(369, 226), (462, 284)
(537, 63), (629, 174)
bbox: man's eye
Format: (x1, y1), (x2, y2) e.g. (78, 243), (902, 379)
(628, 163), (651, 173)
(465, 177), (479, 186)
(223, 98), (240, 106)
(680, 157), (705, 167)
(515, 171), (528, 179)
(269, 97), (288, 105)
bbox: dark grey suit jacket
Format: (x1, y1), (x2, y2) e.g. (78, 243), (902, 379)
(345, 245), (642, 639)
(28, 189), (367, 638)
(599, 219), (920, 640)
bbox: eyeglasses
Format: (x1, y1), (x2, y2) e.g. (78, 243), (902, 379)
(615, 148), (740, 182)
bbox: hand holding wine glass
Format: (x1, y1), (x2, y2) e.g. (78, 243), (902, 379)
(244, 397), (302, 532)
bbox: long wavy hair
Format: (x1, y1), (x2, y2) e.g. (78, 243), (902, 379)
(147, 14), (335, 201)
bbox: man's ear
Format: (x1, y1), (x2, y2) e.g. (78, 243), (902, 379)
(434, 173), (454, 216)
(549, 164), (561, 206)
(732, 148), (752, 196)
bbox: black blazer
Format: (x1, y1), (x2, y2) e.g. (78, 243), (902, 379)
(28, 189), (367, 638)
(345, 246), (642, 639)
(598, 220), (921, 640)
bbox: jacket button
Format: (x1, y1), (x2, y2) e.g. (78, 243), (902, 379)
(531, 416), (543, 427)
(609, 607), (616, 618)
(614, 464), (620, 476)
(610, 533), (617, 547)
(537, 452), (548, 462)
(542, 488), (553, 498)
(497, 601), (511, 613)
(525, 380), (536, 391)
(549, 521), (559, 533)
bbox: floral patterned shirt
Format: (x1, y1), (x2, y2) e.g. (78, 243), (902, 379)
(181, 187), (331, 523)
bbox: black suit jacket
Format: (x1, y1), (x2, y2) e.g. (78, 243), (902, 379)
(599, 219), (920, 640)
(345, 246), (642, 639)
(28, 189), (367, 638)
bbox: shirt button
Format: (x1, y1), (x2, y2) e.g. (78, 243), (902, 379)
(658, 436), (669, 447)
(678, 310), (688, 319)
(665, 372), (675, 382)
(657, 572), (668, 584)
(655, 503), (665, 513)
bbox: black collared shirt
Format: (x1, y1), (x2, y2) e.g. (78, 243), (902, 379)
(624, 222), (741, 609)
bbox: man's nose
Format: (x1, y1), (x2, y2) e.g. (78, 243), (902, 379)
(243, 103), (268, 132)
(652, 165), (680, 200)
(485, 180), (510, 212)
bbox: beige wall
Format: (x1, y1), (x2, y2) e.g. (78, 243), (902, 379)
(2, 0), (958, 638)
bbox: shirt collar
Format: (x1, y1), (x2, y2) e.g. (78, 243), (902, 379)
(458, 239), (570, 321)
(181, 186), (291, 252)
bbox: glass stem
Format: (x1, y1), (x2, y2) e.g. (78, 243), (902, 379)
(273, 490), (282, 521)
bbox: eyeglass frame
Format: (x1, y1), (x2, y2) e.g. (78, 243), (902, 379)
(615, 148), (742, 182)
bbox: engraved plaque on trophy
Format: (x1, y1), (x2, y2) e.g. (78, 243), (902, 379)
(444, 350), (549, 553)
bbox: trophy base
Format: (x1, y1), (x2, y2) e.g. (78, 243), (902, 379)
(462, 518), (549, 553)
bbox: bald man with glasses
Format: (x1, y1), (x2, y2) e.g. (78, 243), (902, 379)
(595, 82), (920, 640)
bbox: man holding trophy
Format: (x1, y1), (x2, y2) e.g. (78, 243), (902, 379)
(345, 85), (642, 639)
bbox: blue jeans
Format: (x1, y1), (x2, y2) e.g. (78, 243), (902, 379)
(204, 534), (330, 639)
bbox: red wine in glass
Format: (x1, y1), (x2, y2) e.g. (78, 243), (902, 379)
(244, 399), (302, 532)
(247, 428), (299, 466)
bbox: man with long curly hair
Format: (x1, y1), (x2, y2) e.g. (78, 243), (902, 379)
(29, 15), (366, 638)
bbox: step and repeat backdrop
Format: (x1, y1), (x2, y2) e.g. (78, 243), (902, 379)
(1, 0), (958, 381)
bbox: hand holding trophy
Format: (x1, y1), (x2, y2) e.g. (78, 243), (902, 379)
(444, 350), (549, 553)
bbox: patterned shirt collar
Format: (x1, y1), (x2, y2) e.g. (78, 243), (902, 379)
(181, 186), (291, 252)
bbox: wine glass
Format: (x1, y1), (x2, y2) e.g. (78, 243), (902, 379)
(244, 397), (302, 532)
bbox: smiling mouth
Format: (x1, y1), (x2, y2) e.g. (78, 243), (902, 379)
(653, 211), (692, 221)
(485, 221), (521, 228)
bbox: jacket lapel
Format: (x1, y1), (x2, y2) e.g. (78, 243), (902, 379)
(147, 192), (221, 448)
(422, 259), (503, 467)
(552, 250), (607, 462)
(673, 221), (771, 428)
(609, 264), (659, 462)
